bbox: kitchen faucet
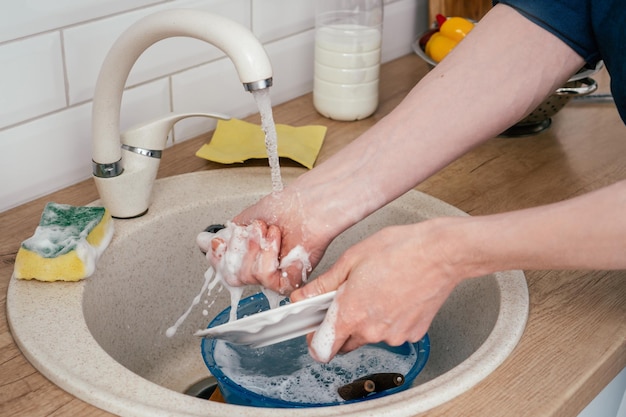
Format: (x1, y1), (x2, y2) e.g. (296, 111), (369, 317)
(91, 9), (273, 218)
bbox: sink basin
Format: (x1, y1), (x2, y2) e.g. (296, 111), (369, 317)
(7, 167), (528, 416)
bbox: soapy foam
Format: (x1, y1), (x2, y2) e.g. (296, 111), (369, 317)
(279, 244), (312, 284)
(168, 87), (291, 335)
(166, 267), (216, 337)
(22, 204), (109, 257)
(310, 293), (339, 363)
(261, 287), (285, 310)
(167, 222), (312, 336)
(225, 283), (244, 322)
(214, 223), (253, 287)
(213, 337), (416, 404)
(77, 219), (115, 277)
(16, 205), (114, 281)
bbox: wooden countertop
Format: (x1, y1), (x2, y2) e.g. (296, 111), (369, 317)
(1, 54), (625, 416)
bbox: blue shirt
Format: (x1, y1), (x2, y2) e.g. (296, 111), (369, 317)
(495, 0), (626, 122)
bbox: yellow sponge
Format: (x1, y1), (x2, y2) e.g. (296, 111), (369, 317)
(13, 203), (114, 282)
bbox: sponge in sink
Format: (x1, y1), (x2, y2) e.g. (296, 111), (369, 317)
(13, 202), (114, 282)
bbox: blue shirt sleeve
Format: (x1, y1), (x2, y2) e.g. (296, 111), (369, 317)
(493, 0), (626, 124)
(494, 0), (600, 66)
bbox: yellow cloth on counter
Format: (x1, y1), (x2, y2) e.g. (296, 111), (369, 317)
(195, 118), (326, 169)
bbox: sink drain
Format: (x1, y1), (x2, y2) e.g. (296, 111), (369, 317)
(184, 376), (218, 400)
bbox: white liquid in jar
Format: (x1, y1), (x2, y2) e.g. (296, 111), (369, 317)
(314, 24), (382, 121)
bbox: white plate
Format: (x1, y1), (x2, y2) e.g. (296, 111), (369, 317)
(195, 291), (337, 348)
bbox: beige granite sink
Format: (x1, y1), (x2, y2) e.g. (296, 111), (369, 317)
(7, 167), (528, 416)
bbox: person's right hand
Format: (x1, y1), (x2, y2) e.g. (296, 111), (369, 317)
(290, 218), (465, 363)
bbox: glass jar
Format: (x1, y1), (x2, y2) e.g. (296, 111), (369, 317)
(313, 0), (383, 121)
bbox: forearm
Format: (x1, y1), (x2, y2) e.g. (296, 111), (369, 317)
(446, 180), (626, 278)
(292, 4), (585, 239)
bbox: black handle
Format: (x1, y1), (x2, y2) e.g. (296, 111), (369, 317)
(338, 373), (405, 401)
(204, 224), (225, 233)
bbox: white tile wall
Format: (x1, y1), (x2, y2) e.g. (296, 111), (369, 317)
(172, 29), (317, 141)
(252, 0), (315, 43)
(171, 56), (255, 141)
(0, 0), (166, 43)
(0, 33), (66, 127)
(119, 78), (172, 134)
(0, 104), (93, 210)
(63, 0), (250, 105)
(0, 0), (427, 212)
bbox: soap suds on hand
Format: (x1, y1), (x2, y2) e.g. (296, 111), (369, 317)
(167, 221), (311, 337)
(279, 244), (312, 285)
(310, 288), (341, 363)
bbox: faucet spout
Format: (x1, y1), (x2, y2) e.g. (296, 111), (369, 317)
(91, 9), (273, 218)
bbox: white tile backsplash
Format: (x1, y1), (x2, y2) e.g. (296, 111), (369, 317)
(63, 0), (250, 105)
(0, 78), (171, 210)
(171, 27), (316, 142)
(0, 33), (66, 128)
(263, 29), (316, 107)
(171, 56), (255, 142)
(119, 78), (172, 134)
(252, 0), (315, 43)
(0, 104), (93, 210)
(0, 0), (426, 212)
(0, 0), (166, 43)
(382, 0), (428, 62)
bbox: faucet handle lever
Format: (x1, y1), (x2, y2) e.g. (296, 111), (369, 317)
(95, 112), (230, 219)
(121, 112), (230, 152)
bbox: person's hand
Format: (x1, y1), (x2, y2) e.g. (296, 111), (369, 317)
(196, 220), (284, 288)
(291, 219), (465, 362)
(197, 187), (338, 294)
(235, 189), (336, 293)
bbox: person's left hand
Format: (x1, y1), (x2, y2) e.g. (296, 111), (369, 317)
(291, 218), (466, 362)
(196, 220), (284, 288)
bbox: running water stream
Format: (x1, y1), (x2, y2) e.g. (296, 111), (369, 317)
(167, 87), (308, 337)
(252, 88), (283, 192)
